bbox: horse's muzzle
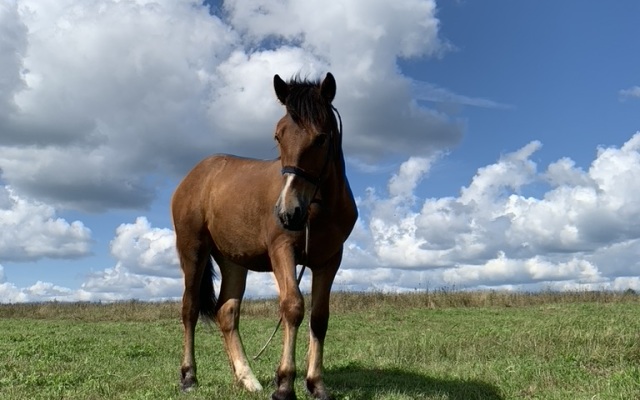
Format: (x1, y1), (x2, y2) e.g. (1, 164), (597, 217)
(277, 205), (307, 231)
(276, 173), (312, 231)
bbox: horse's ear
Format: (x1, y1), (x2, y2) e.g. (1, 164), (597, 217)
(274, 74), (289, 105)
(320, 72), (336, 103)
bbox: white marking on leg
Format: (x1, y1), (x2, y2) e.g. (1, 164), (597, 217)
(233, 360), (263, 392)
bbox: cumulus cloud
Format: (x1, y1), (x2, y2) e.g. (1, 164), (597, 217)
(0, 264), (82, 303)
(0, 217), (184, 302)
(0, 185), (92, 261)
(619, 86), (640, 101)
(79, 217), (182, 300)
(0, 0), (464, 211)
(0, 215), (289, 302)
(4, 133), (640, 302)
(2, 0), (235, 210)
(344, 132), (640, 291)
(109, 217), (179, 278)
(0, 2), (27, 120)
(80, 263), (183, 301)
(388, 156), (438, 199)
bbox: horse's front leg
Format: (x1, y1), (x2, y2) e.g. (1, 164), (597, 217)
(270, 246), (304, 400)
(305, 249), (341, 400)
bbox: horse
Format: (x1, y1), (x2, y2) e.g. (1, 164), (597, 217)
(171, 72), (357, 400)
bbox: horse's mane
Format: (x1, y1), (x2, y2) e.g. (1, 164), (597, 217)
(284, 76), (335, 131)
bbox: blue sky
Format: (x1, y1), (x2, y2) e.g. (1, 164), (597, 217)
(1, 0), (639, 301)
(413, 1), (639, 181)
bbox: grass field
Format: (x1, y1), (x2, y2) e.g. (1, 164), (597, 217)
(1, 291), (639, 399)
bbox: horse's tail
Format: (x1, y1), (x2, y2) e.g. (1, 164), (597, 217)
(199, 256), (218, 321)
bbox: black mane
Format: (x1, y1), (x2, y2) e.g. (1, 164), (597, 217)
(284, 77), (334, 130)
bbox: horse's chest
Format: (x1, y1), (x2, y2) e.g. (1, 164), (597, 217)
(302, 225), (347, 266)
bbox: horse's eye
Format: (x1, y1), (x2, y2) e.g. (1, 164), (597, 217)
(314, 134), (327, 147)
(274, 135), (280, 143)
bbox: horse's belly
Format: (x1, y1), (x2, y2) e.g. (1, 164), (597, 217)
(209, 228), (272, 272)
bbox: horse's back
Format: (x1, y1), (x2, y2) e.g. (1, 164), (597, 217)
(173, 154), (278, 206)
(172, 154), (281, 269)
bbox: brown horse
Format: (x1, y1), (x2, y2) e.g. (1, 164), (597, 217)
(171, 72), (357, 400)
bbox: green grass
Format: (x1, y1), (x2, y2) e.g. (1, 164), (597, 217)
(1, 291), (639, 399)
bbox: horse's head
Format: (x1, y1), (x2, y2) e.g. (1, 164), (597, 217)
(273, 73), (338, 231)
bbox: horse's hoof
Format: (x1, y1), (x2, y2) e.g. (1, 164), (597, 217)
(180, 379), (197, 393)
(180, 368), (198, 392)
(307, 389), (333, 400)
(306, 378), (333, 400)
(271, 389), (297, 400)
(239, 375), (263, 392)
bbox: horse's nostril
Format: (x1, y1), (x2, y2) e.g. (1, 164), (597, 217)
(277, 207), (306, 231)
(278, 212), (289, 226)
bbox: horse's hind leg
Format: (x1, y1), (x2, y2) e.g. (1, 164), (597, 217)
(215, 258), (263, 392)
(177, 233), (211, 392)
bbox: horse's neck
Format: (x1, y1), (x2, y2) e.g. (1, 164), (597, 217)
(324, 152), (352, 203)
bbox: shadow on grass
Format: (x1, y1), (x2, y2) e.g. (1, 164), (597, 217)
(326, 362), (503, 400)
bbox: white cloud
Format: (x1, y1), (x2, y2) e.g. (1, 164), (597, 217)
(0, 185), (92, 261)
(4, 133), (640, 301)
(2, 0), (235, 210)
(0, 264), (81, 302)
(388, 156), (438, 199)
(0, 216), (185, 302)
(0, 0), (465, 212)
(411, 80), (513, 109)
(544, 157), (592, 188)
(78, 216), (184, 300)
(223, 0), (448, 58)
(0, 2), (27, 120)
(344, 132), (640, 291)
(619, 86), (640, 101)
(0, 215), (285, 303)
(80, 263), (183, 301)
(459, 141), (540, 207)
(109, 217), (179, 278)
(442, 254), (601, 287)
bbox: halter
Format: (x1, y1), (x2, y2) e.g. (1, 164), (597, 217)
(280, 165), (322, 186)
